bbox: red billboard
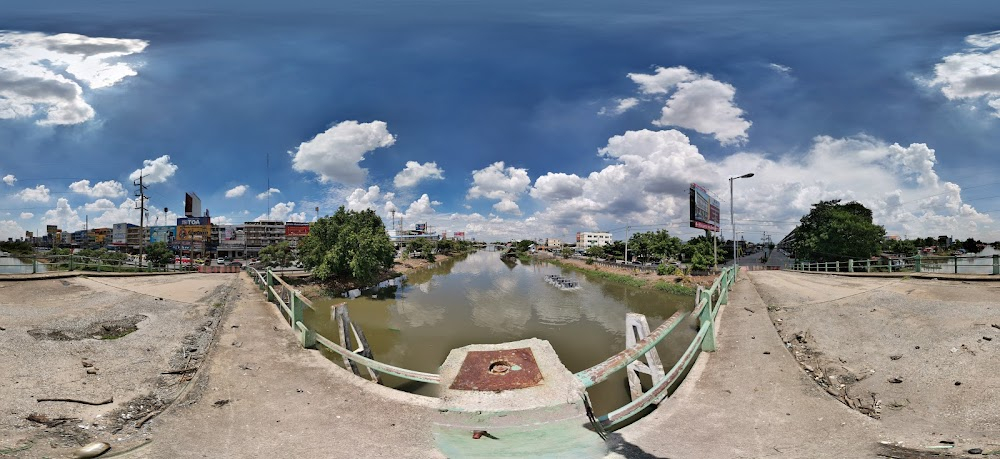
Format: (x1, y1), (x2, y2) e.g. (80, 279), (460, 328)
(285, 223), (310, 236)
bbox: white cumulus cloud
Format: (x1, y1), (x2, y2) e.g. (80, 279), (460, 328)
(405, 194), (440, 217)
(20, 212), (33, 219)
(493, 198), (522, 216)
(0, 31), (148, 125)
(43, 197), (85, 230)
(467, 161), (531, 201)
(16, 184), (50, 202)
(290, 120), (395, 186)
(626, 66), (751, 145)
(225, 185), (248, 198)
(0, 220), (25, 241)
(129, 155), (178, 184)
(256, 202), (306, 222)
(928, 30), (1000, 117)
(69, 179), (126, 198)
(394, 161), (444, 188)
(530, 173), (585, 201)
(346, 185), (383, 211)
(256, 188), (280, 200)
(83, 198), (117, 212)
(2, 174), (15, 186)
(598, 97), (640, 116)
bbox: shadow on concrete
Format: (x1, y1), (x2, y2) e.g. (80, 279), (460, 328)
(606, 433), (669, 458)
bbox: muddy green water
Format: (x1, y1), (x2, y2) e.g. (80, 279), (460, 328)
(306, 250), (698, 416)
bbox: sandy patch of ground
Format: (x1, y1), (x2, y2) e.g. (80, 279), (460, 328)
(0, 274), (238, 458)
(749, 271), (1000, 452)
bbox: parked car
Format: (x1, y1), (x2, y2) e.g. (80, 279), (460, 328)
(227, 261), (243, 268)
(216, 257), (225, 265)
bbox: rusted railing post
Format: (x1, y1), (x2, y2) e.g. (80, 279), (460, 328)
(954, 256), (959, 274)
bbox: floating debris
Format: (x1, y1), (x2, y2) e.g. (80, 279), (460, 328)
(543, 274), (580, 290)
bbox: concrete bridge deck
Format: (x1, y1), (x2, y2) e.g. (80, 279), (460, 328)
(3, 270), (997, 457)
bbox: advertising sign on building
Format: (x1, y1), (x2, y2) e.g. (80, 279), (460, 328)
(689, 183), (721, 232)
(184, 192), (201, 218)
(415, 223), (427, 233)
(177, 217), (211, 226)
(453, 231), (465, 239)
(285, 223), (310, 237)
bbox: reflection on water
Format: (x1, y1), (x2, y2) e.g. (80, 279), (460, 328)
(921, 246), (999, 275)
(307, 250), (695, 415)
(0, 256), (46, 274)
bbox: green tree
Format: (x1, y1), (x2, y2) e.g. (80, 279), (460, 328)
(146, 242), (175, 267)
(298, 207), (395, 283)
(516, 239), (534, 252)
(560, 247), (574, 259)
(259, 241), (294, 268)
(791, 200), (885, 262)
(962, 237), (982, 254)
(584, 245), (606, 259)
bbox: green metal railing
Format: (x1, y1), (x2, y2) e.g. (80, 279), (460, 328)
(791, 254), (1000, 275)
(249, 264), (739, 429)
(0, 253), (183, 274)
(247, 266), (441, 384)
(574, 265), (738, 429)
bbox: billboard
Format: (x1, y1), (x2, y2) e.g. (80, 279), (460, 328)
(689, 183), (721, 232)
(454, 231), (465, 239)
(177, 216), (211, 226)
(285, 223), (310, 237)
(415, 223), (427, 233)
(185, 192), (201, 218)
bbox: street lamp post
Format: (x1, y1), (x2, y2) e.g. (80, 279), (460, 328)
(730, 173), (755, 265)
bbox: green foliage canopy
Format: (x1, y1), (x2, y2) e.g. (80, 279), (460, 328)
(791, 200), (885, 262)
(298, 207), (395, 283)
(259, 241), (294, 268)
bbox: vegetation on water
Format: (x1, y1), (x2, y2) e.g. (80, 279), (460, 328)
(298, 207), (395, 284)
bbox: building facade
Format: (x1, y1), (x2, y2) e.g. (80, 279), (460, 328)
(244, 221), (286, 257)
(576, 232), (612, 249)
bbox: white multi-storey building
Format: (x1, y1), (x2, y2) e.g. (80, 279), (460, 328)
(576, 232), (612, 249)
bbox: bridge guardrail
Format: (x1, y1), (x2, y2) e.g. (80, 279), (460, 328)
(0, 253), (184, 274)
(791, 254), (1000, 275)
(247, 266), (441, 385)
(248, 263), (739, 430)
(574, 264), (737, 429)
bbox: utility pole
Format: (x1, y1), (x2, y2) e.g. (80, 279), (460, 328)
(134, 174), (148, 269)
(623, 224), (630, 263)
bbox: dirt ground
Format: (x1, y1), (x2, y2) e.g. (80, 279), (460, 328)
(0, 272), (440, 458)
(0, 274), (239, 458)
(749, 271), (1000, 452)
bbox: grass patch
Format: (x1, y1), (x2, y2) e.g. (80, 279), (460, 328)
(548, 259), (646, 288)
(516, 252), (532, 263)
(653, 281), (695, 295)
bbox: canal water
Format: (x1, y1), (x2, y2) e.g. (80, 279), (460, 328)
(0, 256), (46, 274)
(306, 250), (698, 416)
(921, 246), (1000, 275)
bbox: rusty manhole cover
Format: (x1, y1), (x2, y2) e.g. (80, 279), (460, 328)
(449, 347), (544, 391)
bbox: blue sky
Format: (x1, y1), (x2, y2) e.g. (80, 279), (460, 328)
(3, 0), (1000, 242)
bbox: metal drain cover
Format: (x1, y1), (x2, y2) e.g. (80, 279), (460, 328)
(449, 347), (544, 391)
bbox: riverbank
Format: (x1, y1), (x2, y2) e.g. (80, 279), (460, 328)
(288, 252), (460, 301)
(543, 256), (714, 295)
